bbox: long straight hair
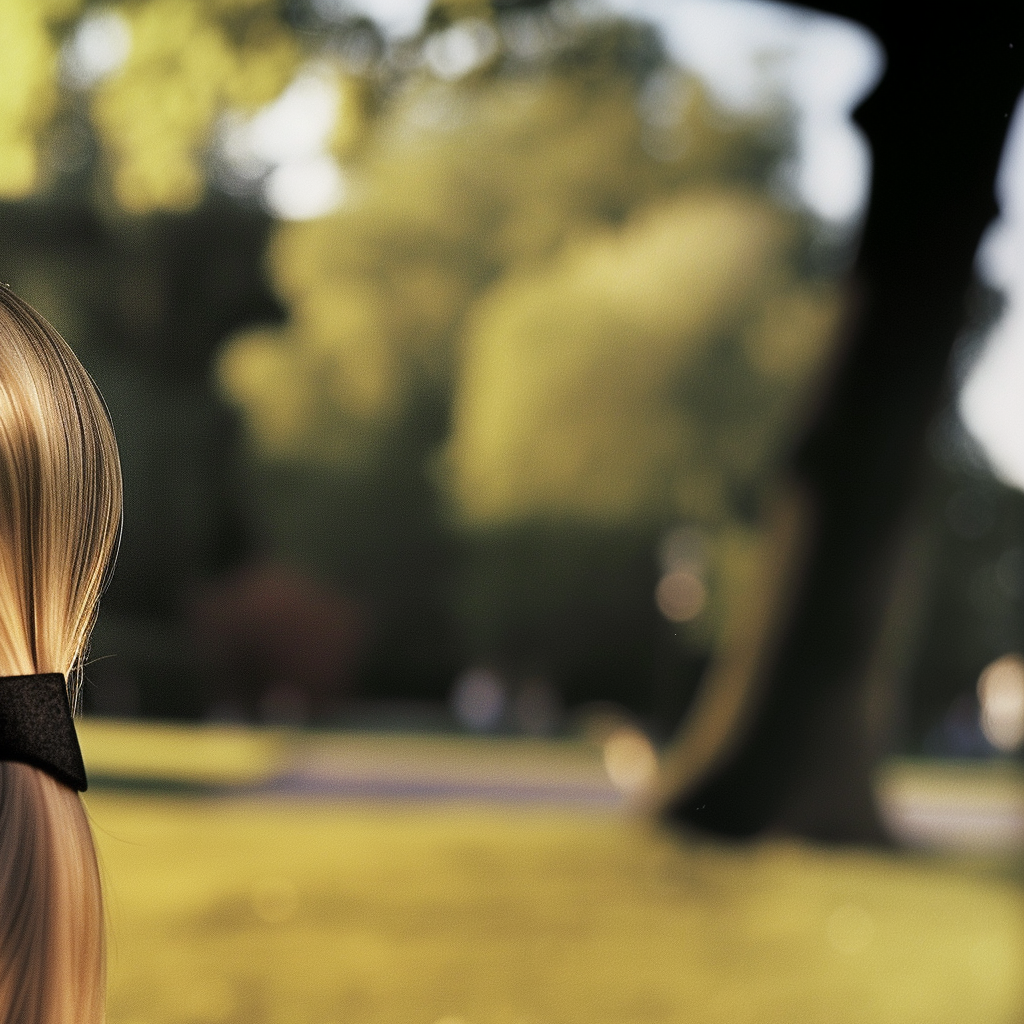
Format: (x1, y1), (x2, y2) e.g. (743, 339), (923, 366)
(0, 286), (122, 1024)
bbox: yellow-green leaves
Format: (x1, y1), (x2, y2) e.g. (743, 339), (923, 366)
(445, 191), (792, 526)
(0, 0), (72, 197)
(212, 16), (847, 653)
(218, 61), (779, 473)
(90, 0), (300, 212)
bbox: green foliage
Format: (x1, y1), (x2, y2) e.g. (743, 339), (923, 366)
(0, 0), (76, 197)
(443, 190), (825, 528)
(0, 0), (849, 715)
(221, 30), (799, 472)
(214, 13), (843, 700)
(0, 0), (308, 209)
(90, 0), (301, 211)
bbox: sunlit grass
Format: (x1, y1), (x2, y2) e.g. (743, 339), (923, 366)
(86, 792), (1023, 1024)
(79, 719), (289, 787)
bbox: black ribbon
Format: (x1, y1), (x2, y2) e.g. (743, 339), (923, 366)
(0, 674), (87, 791)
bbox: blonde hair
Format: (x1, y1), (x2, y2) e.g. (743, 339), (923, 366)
(0, 286), (122, 1024)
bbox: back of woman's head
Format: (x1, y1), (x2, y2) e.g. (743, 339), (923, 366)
(0, 286), (122, 1024)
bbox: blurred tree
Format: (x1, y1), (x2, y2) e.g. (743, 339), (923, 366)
(0, 0), (334, 716)
(221, 26), (780, 470)
(0, 198), (283, 718)
(9, 0), (1015, 809)
(902, 396), (1024, 754)
(187, 562), (365, 722)
(445, 191), (832, 528)
(0, 0), (311, 209)
(216, 11), (845, 717)
(89, 0), (300, 212)
(0, 0), (79, 197)
(663, 0), (1024, 842)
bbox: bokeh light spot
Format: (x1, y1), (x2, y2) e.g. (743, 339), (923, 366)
(977, 653), (1024, 753)
(602, 726), (658, 795)
(452, 668), (506, 732)
(62, 9), (131, 89)
(264, 155), (347, 221)
(424, 20), (499, 81)
(655, 569), (707, 623)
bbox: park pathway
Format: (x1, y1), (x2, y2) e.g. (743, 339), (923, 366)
(77, 718), (1024, 853)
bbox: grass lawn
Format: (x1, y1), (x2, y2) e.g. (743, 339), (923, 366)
(86, 791), (1024, 1024)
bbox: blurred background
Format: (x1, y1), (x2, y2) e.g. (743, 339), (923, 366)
(2, 0), (1023, 1020)
(6, 0), (871, 735)
(4, 0), (1020, 755)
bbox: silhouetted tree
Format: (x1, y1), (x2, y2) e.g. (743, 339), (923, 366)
(665, 1), (1024, 842)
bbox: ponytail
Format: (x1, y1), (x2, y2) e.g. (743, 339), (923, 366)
(0, 286), (122, 1024)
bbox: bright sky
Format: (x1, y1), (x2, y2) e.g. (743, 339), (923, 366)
(66, 0), (885, 226)
(64, 0), (1024, 479)
(346, 0), (885, 223)
(601, 0), (883, 223)
(959, 93), (1024, 493)
(347, 0), (884, 224)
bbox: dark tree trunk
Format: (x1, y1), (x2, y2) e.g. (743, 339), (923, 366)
(664, 3), (1024, 841)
